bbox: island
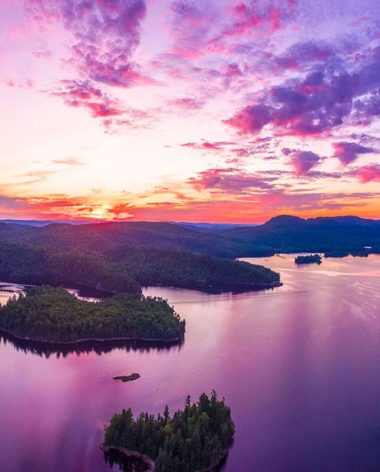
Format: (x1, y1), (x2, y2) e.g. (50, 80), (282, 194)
(114, 373), (141, 383)
(0, 286), (185, 344)
(295, 254), (322, 265)
(103, 392), (235, 472)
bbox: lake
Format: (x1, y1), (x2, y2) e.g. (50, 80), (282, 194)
(1, 255), (380, 471)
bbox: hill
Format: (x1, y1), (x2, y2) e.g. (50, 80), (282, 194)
(0, 215), (378, 293)
(220, 215), (380, 255)
(0, 223), (281, 293)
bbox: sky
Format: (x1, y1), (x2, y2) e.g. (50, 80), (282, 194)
(0, 0), (379, 222)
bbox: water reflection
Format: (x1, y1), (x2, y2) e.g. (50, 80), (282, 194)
(0, 331), (183, 359)
(103, 448), (229, 472)
(104, 450), (150, 472)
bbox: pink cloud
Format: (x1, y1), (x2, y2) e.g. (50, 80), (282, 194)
(3, 79), (34, 89)
(354, 165), (380, 182)
(51, 79), (123, 117)
(51, 157), (82, 166)
(181, 141), (236, 151)
(225, 105), (272, 134)
(170, 97), (204, 110)
(33, 47), (52, 59)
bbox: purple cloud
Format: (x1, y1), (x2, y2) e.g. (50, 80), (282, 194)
(289, 151), (323, 176)
(332, 142), (374, 165)
(226, 41), (380, 137)
(169, 1), (217, 57)
(274, 41), (335, 71)
(25, 0), (148, 88)
(188, 168), (275, 193)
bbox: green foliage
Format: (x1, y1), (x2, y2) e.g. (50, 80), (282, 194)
(113, 246), (280, 291)
(104, 392), (235, 472)
(0, 242), (141, 294)
(0, 238), (280, 294)
(0, 286), (185, 343)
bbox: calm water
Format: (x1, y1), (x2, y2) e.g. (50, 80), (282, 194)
(1, 255), (380, 472)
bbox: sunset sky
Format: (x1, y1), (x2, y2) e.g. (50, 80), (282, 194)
(0, 0), (379, 222)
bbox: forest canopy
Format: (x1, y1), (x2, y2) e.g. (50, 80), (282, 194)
(0, 241), (280, 294)
(113, 246), (280, 292)
(0, 286), (185, 343)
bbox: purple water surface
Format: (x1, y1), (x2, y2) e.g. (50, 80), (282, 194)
(1, 255), (380, 471)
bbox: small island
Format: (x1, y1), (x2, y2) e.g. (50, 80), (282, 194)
(103, 392), (235, 472)
(0, 286), (185, 344)
(324, 251), (349, 258)
(295, 254), (322, 265)
(114, 373), (141, 383)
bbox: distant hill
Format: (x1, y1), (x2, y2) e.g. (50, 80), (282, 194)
(175, 222), (258, 232)
(0, 215), (379, 258)
(0, 221), (281, 293)
(0, 219), (88, 227)
(219, 215), (380, 255)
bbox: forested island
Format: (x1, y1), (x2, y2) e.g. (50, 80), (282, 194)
(295, 254), (322, 265)
(0, 286), (185, 344)
(103, 392), (235, 472)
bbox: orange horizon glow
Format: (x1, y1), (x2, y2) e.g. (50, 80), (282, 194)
(0, 0), (379, 222)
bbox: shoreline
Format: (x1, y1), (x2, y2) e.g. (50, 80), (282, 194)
(0, 277), (281, 297)
(102, 445), (229, 472)
(0, 326), (184, 347)
(143, 280), (282, 294)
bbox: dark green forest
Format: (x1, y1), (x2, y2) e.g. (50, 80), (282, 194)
(104, 392), (235, 472)
(0, 286), (185, 343)
(114, 247), (280, 291)
(0, 242), (141, 294)
(0, 240), (280, 294)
